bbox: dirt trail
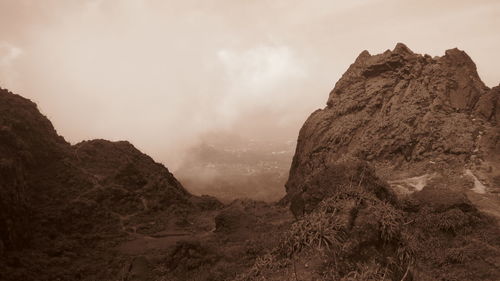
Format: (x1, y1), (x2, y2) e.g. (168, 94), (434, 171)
(467, 191), (500, 223)
(388, 173), (436, 195)
(115, 208), (220, 255)
(116, 231), (211, 255)
(464, 169), (487, 194)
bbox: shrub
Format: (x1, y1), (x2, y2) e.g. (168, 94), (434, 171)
(278, 210), (344, 258)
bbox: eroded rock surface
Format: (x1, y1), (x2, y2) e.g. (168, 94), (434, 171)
(287, 43), (499, 197)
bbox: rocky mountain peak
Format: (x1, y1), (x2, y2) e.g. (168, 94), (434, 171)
(328, 43), (487, 110)
(287, 44), (499, 197)
(393, 42), (414, 55)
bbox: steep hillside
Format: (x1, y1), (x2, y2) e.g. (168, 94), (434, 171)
(286, 43), (499, 198)
(0, 87), (69, 254)
(0, 88), (202, 281)
(73, 139), (191, 214)
(237, 160), (500, 281)
(235, 44), (500, 281)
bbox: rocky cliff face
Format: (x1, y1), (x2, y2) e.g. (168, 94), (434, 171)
(286, 43), (499, 197)
(236, 44), (500, 281)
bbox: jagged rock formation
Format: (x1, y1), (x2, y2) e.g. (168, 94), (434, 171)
(286, 43), (499, 197)
(262, 43), (500, 281)
(0, 87), (205, 280)
(237, 43), (500, 279)
(475, 85), (500, 123)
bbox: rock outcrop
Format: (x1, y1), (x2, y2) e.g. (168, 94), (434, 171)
(238, 46), (500, 280)
(286, 43), (499, 197)
(475, 85), (500, 123)
(261, 43), (500, 281)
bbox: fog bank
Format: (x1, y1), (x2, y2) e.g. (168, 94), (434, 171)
(0, 0), (499, 168)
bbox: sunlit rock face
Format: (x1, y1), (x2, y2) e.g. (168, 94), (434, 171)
(286, 43), (499, 197)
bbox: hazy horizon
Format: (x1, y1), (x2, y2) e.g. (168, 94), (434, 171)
(1, 0), (499, 169)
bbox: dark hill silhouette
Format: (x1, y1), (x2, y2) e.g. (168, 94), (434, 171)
(0, 88), (69, 253)
(0, 87), (215, 280)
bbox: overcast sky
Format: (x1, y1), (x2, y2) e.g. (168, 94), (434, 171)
(0, 0), (499, 168)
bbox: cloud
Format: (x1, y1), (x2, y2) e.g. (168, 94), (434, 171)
(215, 45), (307, 122)
(0, 0), (498, 169)
(218, 45), (305, 93)
(0, 43), (22, 88)
(0, 43), (22, 66)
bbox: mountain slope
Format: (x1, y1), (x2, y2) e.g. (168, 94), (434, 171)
(286, 43), (499, 197)
(0, 87), (69, 253)
(0, 87), (200, 281)
(235, 44), (500, 281)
